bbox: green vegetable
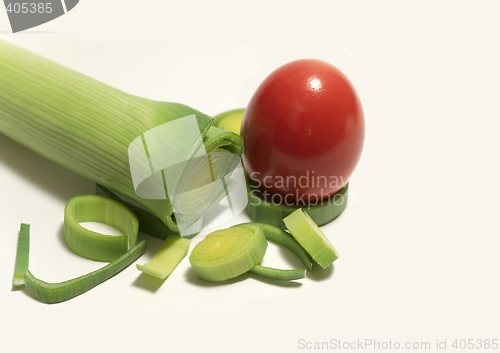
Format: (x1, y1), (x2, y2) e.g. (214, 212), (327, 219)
(246, 183), (349, 228)
(12, 221), (147, 304)
(137, 235), (190, 280)
(250, 264), (306, 281)
(95, 184), (181, 240)
(189, 225), (267, 281)
(283, 209), (340, 269)
(12, 223), (30, 289)
(0, 40), (243, 235)
(64, 195), (139, 262)
(212, 108), (245, 135)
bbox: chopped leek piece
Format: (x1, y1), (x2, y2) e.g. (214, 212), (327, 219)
(64, 195), (139, 262)
(137, 235), (190, 280)
(212, 108), (245, 135)
(12, 223), (30, 289)
(13, 223), (147, 304)
(0, 40), (243, 233)
(246, 183), (349, 228)
(189, 225), (267, 281)
(283, 209), (340, 269)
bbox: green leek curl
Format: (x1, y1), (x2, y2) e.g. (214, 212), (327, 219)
(12, 196), (147, 304)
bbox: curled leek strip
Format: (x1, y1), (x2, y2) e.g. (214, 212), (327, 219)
(283, 208), (340, 269)
(250, 265), (306, 281)
(12, 196), (147, 304)
(24, 240), (147, 304)
(189, 225), (267, 282)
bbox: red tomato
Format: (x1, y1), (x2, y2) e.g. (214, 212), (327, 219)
(241, 59), (365, 204)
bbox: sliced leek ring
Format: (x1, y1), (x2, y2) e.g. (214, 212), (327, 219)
(64, 195), (139, 262)
(246, 183), (349, 228)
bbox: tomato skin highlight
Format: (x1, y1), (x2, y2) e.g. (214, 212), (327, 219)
(241, 59), (365, 204)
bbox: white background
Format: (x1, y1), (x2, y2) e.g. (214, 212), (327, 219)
(1, 1), (499, 352)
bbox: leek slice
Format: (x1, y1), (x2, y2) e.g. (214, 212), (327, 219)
(283, 209), (340, 269)
(189, 225), (267, 281)
(12, 224), (147, 304)
(0, 40), (243, 234)
(246, 183), (349, 227)
(64, 195), (139, 262)
(136, 235), (190, 280)
(212, 108), (245, 135)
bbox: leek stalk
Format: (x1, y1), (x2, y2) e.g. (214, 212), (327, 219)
(0, 40), (243, 235)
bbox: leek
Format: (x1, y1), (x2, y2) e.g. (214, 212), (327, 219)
(0, 39), (243, 235)
(64, 195), (139, 262)
(212, 108), (245, 135)
(250, 265), (306, 281)
(283, 208), (340, 269)
(189, 225), (267, 282)
(136, 235), (190, 280)
(95, 184), (180, 240)
(12, 223), (30, 289)
(12, 223), (147, 304)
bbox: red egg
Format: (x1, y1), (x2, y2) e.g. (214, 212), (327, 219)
(241, 59), (365, 204)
